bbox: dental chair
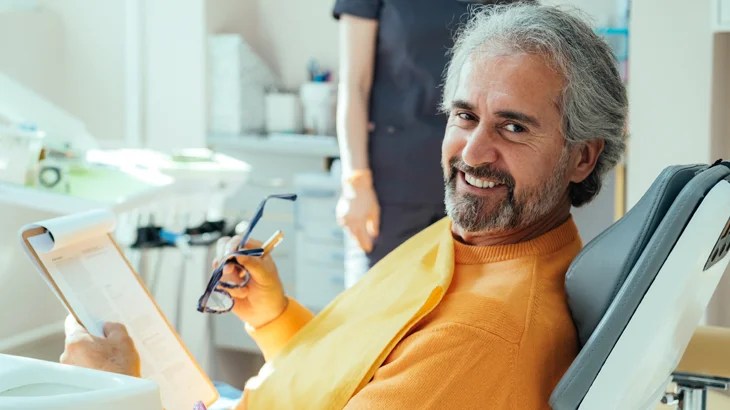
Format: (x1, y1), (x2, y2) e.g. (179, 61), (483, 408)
(550, 161), (730, 410)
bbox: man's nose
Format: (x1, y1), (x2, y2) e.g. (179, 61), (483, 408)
(462, 127), (499, 167)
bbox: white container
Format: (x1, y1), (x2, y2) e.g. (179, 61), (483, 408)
(0, 126), (44, 186)
(208, 34), (275, 135)
(265, 93), (301, 134)
(299, 82), (337, 136)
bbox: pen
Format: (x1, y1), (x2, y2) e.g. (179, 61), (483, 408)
(262, 230), (284, 256)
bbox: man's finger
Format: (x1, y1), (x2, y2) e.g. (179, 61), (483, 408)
(228, 256), (270, 283)
(240, 238), (263, 250)
(64, 317), (92, 346)
(215, 236), (231, 260)
(64, 314), (86, 338)
(226, 285), (250, 300)
(221, 263), (245, 284)
(224, 236), (241, 256)
(104, 322), (129, 339)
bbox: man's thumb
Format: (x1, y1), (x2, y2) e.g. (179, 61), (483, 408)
(103, 322), (129, 339)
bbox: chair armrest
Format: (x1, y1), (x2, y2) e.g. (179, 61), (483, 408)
(676, 326), (730, 378)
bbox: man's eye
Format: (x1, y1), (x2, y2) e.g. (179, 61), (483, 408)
(456, 112), (476, 121)
(504, 123), (526, 133)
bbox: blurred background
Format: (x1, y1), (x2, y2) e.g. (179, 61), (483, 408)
(0, 0), (728, 397)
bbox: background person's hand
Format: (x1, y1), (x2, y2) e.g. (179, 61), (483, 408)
(213, 236), (288, 329)
(60, 315), (141, 377)
(337, 173), (380, 253)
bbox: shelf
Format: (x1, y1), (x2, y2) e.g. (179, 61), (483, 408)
(208, 133), (340, 158)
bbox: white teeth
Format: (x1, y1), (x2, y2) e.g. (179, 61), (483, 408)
(465, 173), (500, 189)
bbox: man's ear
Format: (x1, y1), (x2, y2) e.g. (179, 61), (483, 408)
(569, 139), (605, 184)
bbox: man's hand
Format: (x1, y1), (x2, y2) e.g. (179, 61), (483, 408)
(337, 171), (380, 253)
(213, 236), (288, 329)
(60, 315), (141, 378)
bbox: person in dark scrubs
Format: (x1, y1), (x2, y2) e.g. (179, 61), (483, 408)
(334, 0), (519, 287)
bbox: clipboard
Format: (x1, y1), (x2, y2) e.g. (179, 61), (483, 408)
(19, 210), (219, 409)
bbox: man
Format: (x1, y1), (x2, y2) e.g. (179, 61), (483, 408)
(60, 3), (627, 409)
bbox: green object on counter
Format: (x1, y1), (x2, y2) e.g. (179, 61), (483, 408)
(44, 166), (168, 203)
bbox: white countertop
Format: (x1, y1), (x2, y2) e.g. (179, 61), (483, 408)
(0, 183), (171, 215)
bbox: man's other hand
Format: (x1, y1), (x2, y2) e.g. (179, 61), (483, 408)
(213, 236), (288, 329)
(60, 315), (141, 378)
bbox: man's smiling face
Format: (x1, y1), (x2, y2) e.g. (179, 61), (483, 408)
(442, 51), (576, 235)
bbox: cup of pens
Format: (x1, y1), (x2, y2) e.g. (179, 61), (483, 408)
(300, 59), (337, 136)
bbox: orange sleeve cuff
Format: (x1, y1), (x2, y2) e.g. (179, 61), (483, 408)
(245, 297), (314, 360)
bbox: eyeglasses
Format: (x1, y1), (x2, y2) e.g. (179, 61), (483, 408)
(197, 193), (297, 314)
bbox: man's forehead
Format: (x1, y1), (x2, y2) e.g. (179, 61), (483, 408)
(452, 52), (565, 108)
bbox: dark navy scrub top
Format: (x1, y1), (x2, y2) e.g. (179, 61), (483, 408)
(333, 0), (475, 205)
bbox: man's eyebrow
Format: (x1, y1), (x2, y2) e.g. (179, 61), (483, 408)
(494, 110), (541, 128)
(451, 99), (475, 111)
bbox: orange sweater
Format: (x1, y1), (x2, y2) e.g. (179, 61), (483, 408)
(241, 217), (581, 409)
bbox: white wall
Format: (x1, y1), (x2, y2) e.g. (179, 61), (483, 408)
(207, 0), (339, 90)
(41, 0), (127, 143)
(144, 0), (207, 151)
(627, 0), (719, 207)
(543, 0), (620, 26)
(713, 34), (730, 162)
(0, 9), (66, 114)
(0, 2), (128, 143)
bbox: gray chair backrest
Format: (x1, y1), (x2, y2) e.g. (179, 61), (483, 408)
(550, 161), (730, 409)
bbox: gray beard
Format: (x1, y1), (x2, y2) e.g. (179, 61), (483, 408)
(444, 149), (570, 235)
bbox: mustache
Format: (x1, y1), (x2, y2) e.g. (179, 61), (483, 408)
(447, 157), (515, 189)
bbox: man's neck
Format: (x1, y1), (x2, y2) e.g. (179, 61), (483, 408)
(452, 199), (572, 247)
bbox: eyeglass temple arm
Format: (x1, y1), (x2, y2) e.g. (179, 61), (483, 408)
(239, 194), (297, 246)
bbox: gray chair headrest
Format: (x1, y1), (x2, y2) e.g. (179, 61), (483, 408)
(552, 161), (730, 410)
(566, 164), (704, 346)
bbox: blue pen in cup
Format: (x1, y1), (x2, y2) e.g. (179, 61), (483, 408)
(308, 59), (320, 81)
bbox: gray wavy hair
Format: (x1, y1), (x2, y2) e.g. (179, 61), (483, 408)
(441, 3), (628, 207)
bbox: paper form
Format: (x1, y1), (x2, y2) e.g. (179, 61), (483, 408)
(20, 209), (218, 410)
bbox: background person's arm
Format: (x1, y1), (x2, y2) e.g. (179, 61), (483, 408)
(337, 14), (376, 175)
(336, 14), (381, 253)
